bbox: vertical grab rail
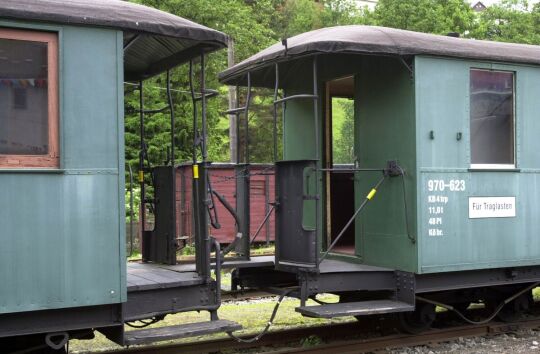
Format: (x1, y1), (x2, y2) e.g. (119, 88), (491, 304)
(189, 55), (211, 281)
(200, 53), (211, 278)
(273, 63), (279, 162)
(312, 57), (320, 267)
(244, 72), (252, 164)
(224, 73), (253, 259)
(166, 70), (177, 264)
(189, 60), (198, 162)
(128, 163), (135, 258)
(138, 80), (147, 261)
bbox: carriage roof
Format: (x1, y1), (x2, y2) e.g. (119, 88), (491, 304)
(0, 0), (228, 80)
(219, 25), (540, 85)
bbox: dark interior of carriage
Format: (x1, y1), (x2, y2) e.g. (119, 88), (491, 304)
(326, 76), (356, 255)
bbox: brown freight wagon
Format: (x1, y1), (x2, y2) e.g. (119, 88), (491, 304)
(176, 163), (275, 245)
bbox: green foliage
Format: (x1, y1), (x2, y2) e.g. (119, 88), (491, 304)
(125, 186), (140, 222)
(332, 98), (355, 164)
(471, 0), (540, 44)
(123, 0), (540, 180)
(373, 0), (476, 34)
(273, 0), (369, 38)
(301, 334), (323, 347)
(180, 243), (196, 255)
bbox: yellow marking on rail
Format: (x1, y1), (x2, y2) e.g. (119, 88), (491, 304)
(193, 164), (199, 179)
(138, 171), (144, 183)
(366, 188), (377, 200)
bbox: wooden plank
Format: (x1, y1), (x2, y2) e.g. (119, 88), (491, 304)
(124, 320), (242, 345)
(296, 300), (413, 318)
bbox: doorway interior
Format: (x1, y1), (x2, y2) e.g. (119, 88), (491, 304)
(324, 76), (356, 255)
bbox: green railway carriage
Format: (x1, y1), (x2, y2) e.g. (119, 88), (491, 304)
(0, 1), (243, 352)
(4, 0), (540, 349)
(220, 26), (540, 327)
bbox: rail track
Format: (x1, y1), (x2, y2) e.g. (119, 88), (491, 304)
(98, 313), (540, 354)
(263, 319), (540, 353)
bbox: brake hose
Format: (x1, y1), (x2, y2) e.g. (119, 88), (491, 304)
(416, 281), (540, 325)
(227, 289), (295, 343)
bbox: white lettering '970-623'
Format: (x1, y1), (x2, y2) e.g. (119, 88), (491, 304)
(427, 179), (466, 192)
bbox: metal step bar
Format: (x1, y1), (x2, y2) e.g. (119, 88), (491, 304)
(124, 319), (241, 345)
(296, 300), (414, 319)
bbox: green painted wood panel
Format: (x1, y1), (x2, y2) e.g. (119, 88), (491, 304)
(416, 56), (540, 273)
(354, 56), (418, 272)
(283, 89), (317, 161)
(0, 22), (125, 313)
(0, 174), (123, 312)
(62, 27), (122, 170)
(281, 55), (418, 270)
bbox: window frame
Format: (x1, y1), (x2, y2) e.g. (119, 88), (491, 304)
(469, 68), (516, 169)
(0, 28), (59, 168)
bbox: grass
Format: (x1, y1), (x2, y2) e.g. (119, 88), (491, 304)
(533, 287), (540, 301)
(250, 243), (275, 256)
(69, 294), (351, 353)
(127, 250), (141, 261)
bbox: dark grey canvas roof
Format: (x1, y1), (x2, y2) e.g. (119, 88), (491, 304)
(219, 25), (540, 85)
(0, 0), (228, 80)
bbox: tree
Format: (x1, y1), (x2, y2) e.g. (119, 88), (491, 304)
(273, 0), (369, 38)
(471, 0), (540, 44)
(333, 99), (355, 164)
(372, 0), (477, 35)
(124, 0), (279, 173)
(124, 0), (540, 172)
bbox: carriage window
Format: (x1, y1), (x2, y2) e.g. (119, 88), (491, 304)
(0, 28), (58, 168)
(470, 69), (514, 167)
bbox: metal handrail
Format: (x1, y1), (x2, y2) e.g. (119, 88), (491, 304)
(250, 205), (275, 245)
(318, 174), (387, 266)
(224, 106), (247, 115)
(273, 94), (318, 104)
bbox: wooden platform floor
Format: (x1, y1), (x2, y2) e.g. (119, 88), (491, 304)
(162, 255), (275, 273)
(330, 244), (355, 255)
(127, 262), (203, 292)
(127, 256), (390, 292)
(127, 256), (275, 292)
(318, 259), (393, 274)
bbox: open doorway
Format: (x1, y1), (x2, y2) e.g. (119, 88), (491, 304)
(325, 76), (356, 255)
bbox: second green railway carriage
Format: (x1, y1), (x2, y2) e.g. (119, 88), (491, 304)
(220, 26), (540, 327)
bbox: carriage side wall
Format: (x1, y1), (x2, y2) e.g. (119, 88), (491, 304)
(0, 21), (125, 314)
(354, 56), (418, 272)
(415, 56), (540, 274)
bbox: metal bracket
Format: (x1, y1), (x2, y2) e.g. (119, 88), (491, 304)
(399, 56), (414, 81)
(384, 160), (404, 177)
(395, 271), (416, 306)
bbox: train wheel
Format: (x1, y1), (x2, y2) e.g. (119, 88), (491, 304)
(398, 303), (436, 334)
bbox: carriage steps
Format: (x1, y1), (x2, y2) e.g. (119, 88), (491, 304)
(124, 319), (241, 345)
(296, 299), (414, 318)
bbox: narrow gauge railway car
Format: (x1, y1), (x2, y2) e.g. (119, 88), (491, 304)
(0, 0), (249, 352)
(219, 26), (540, 331)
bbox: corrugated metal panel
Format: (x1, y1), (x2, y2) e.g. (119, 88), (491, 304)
(0, 23), (125, 313)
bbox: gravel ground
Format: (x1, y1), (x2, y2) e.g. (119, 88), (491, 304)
(389, 328), (540, 353)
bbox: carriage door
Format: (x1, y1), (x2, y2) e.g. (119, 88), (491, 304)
(275, 159), (318, 270)
(324, 77), (357, 256)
